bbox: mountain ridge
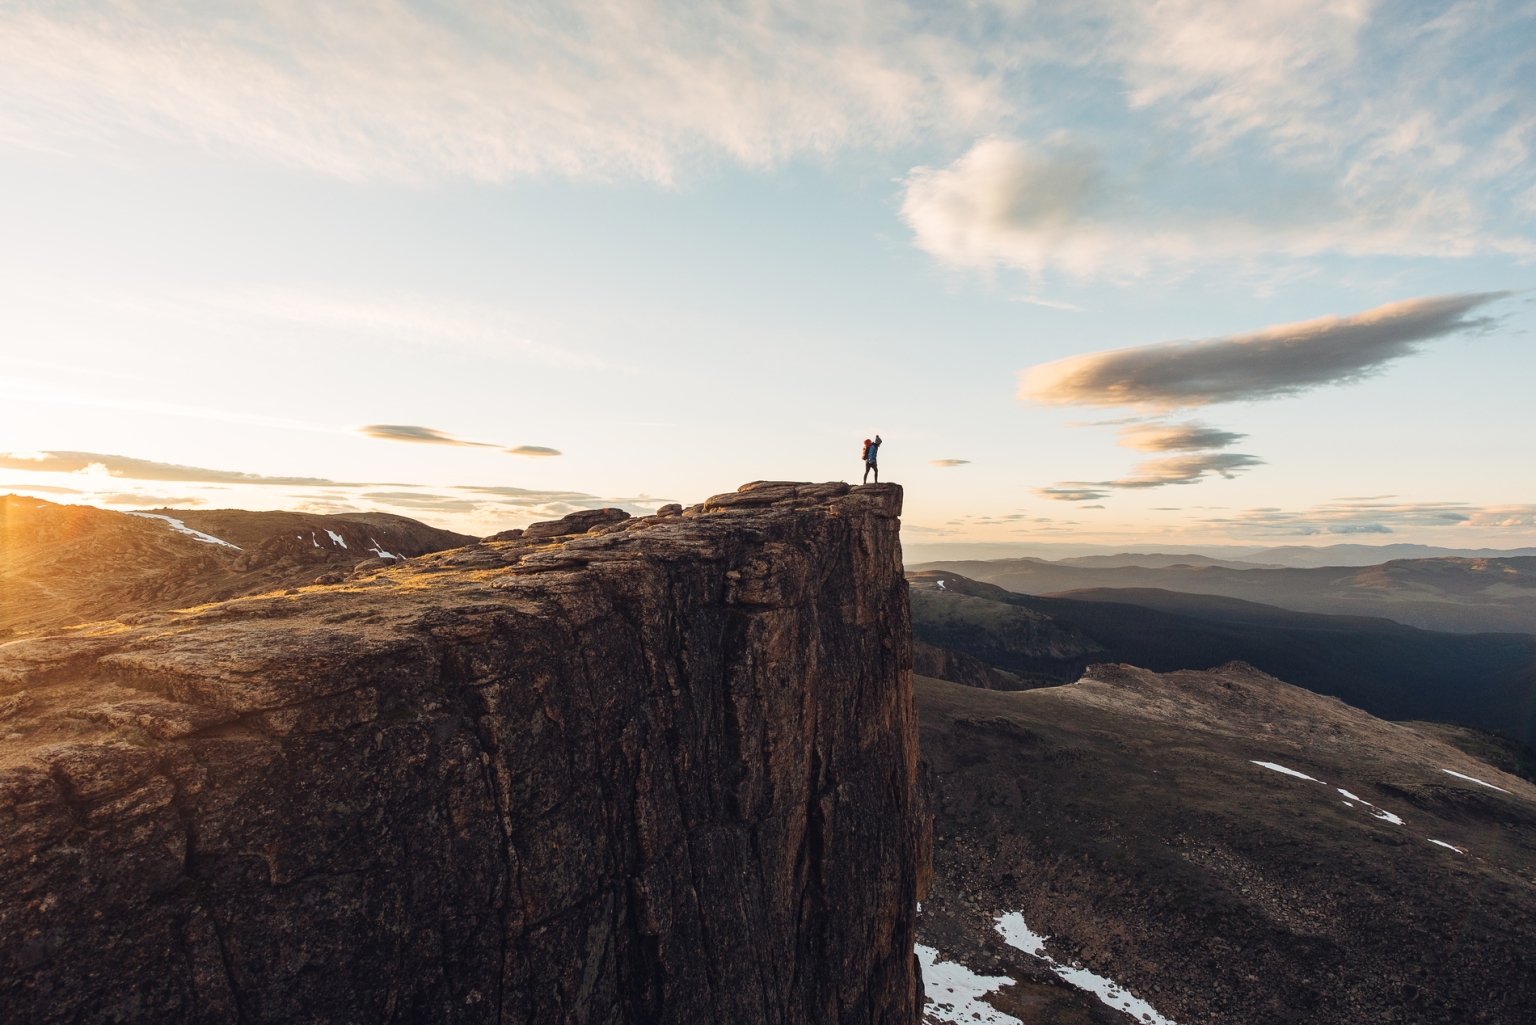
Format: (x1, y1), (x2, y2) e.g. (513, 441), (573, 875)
(911, 555), (1536, 634)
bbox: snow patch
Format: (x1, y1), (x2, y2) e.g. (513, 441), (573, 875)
(994, 912), (1183, 1025)
(1427, 839), (1464, 854)
(128, 513), (241, 550)
(367, 537), (398, 560)
(1442, 769), (1508, 794)
(1331, 786), (1406, 826)
(1252, 760), (1323, 783)
(916, 944), (1019, 1025)
(326, 529), (348, 549)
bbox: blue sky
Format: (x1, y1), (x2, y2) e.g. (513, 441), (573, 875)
(1, 0), (1532, 546)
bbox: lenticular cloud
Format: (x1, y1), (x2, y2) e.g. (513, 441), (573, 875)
(1020, 293), (1508, 411)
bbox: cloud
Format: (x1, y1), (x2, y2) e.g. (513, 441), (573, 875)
(1333, 523), (1392, 534)
(356, 424), (496, 447)
(143, 286), (612, 371)
(1201, 499), (1536, 534)
(0, 483), (83, 494)
(899, 136), (1532, 279)
(1035, 451), (1264, 500)
(0, 1), (998, 185)
(0, 451), (338, 485)
(359, 492), (487, 513)
(902, 138), (1115, 277)
(355, 426), (561, 457)
(1034, 486), (1111, 502)
(456, 486), (597, 501)
(1105, 452), (1265, 488)
(1013, 296), (1084, 311)
(98, 493), (206, 507)
(930, 459), (971, 467)
(1115, 421), (1246, 452)
(1020, 293), (1509, 410)
(3, 0), (1530, 276)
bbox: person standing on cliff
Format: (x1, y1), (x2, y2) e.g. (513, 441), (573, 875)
(862, 435), (882, 484)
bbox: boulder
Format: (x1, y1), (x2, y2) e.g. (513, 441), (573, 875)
(521, 507), (630, 539)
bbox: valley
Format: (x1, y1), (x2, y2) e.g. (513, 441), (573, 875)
(907, 573), (1536, 738)
(916, 663), (1536, 1025)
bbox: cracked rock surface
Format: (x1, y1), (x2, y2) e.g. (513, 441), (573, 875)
(0, 481), (927, 1025)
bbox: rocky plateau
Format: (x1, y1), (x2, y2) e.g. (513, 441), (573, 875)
(0, 482), (927, 1025)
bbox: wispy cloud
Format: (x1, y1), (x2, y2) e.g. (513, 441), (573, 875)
(1012, 296), (1084, 311)
(356, 425), (497, 447)
(356, 426), (562, 457)
(1034, 486), (1112, 502)
(1115, 421), (1246, 452)
(1036, 450), (1265, 499)
(0, 482), (83, 495)
(1102, 452), (1265, 488)
(98, 492), (206, 507)
(1, 1), (1528, 284)
(2, 448), (670, 533)
(930, 459), (971, 467)
(1201, 499), (1536, 535)
(899, 0), (1536, 280)
(97, 284), (613, 371)
(1021, 293), (1509, 410)
(0, 450), (338, 486)
(0, 1), (997, 184)
(900, 135), (1534, 280)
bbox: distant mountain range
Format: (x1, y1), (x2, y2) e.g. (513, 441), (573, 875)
(910, 554), (1536, 634)
(904, 540), (1536, 568)
(908, 572), (1536, 737)
(0, 495), (476, 634)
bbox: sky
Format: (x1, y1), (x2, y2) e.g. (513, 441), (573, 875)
(0, 0), (1533, 548)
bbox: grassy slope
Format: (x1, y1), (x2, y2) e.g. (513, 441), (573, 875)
(916, 668), (1536, 1025)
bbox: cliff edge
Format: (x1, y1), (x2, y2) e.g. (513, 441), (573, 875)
(0, 481), (926, 1025)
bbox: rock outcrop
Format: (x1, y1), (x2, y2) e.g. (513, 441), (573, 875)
(0, 481), (927, 1025)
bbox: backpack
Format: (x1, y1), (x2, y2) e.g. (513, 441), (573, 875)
(861, 441), (870, 460)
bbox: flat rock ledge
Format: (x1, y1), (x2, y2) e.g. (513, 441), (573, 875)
(0, 481), (927, 1025)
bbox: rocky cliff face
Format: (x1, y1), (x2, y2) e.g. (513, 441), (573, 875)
(0, 481), (927, 1025)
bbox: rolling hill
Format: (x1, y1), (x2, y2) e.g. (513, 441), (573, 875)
(0, 495), (476, 635)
